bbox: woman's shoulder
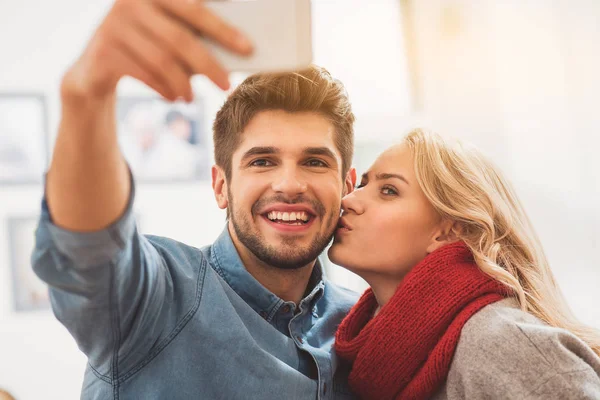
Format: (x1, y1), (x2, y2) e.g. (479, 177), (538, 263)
(436, 298), (600, 399)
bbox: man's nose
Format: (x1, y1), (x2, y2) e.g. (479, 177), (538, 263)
(271, 167), (308, 196)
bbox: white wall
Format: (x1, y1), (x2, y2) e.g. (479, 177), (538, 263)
(406, 0), (600, 325)
(1, 2), (109, 398)
(1, 0), (598, 398)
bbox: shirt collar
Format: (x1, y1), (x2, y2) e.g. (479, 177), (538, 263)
(211, 225), (325, 318)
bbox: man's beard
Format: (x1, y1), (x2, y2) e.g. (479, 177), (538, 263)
(229, 193), (339, 270)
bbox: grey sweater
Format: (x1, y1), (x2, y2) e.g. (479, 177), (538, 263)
(432, 298), (600, 399)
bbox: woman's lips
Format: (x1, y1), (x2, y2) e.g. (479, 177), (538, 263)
(337, 217), (352, 231)
(335, 217), (352, 235)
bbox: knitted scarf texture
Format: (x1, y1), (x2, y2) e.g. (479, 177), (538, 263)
(335, 242), (508, 399)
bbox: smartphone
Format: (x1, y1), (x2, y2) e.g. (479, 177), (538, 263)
(203, 0), (312, 72)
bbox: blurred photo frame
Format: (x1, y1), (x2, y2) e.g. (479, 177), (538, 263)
(0, 94), (48, 185)
(116, 96), (211, 183)
(6, 213), (143, 312)
(7, 216), (50, 312)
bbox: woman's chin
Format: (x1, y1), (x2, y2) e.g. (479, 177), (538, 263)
(327, 240), (341, 265)
(328, 242), (348, 266)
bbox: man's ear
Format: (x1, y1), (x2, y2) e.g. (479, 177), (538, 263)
(343, 167), (357, 196)
(212, 165), (229, 210)
(426, 220), (461, 254)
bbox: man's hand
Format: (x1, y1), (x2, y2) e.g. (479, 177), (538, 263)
(61, 0), (253, 102)
(48, 0), (253, 232)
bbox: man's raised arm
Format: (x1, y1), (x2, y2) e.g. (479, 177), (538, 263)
(47, 0), (252, 231)
(33, 0), (252, 374)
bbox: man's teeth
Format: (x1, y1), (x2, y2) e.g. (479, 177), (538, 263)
(266, 211), (310, 222)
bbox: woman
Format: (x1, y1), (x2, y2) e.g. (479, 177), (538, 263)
(330, 129), (600, 399)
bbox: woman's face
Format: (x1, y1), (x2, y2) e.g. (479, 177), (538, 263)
(329, 143), (449, 280)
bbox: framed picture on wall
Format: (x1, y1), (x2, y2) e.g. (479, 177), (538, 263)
(0, 94), (48, 184)
(116, 96), (211, 182)
(7, 216), (50, 312)
(6, 213), (144, 313)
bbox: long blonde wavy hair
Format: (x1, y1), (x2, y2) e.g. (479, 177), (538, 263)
(404, 129), (600, 357)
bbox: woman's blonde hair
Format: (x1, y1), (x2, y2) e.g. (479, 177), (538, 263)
(404, 128), (600, 357)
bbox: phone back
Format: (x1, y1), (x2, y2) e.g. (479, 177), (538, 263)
(204, 0), (313, 72)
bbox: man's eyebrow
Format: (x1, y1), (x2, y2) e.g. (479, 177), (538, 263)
(301, 147), (338, 160)
(240, 146), (279, 161)
(361, 172), (409, 185)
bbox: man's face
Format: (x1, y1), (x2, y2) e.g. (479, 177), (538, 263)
(215, 110), (353, 270)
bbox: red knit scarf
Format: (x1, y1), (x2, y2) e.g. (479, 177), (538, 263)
(335, 242), (509, 400)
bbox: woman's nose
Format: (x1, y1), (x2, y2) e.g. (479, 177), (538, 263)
(341, 191), (364, 215)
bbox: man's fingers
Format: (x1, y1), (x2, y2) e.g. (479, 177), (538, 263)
(155, 0), (253, 56)
(109, 45), (176, 101)
(70, 0), (245, 100)
(133, 4), (230, 90)
(106, 11), (193, 101)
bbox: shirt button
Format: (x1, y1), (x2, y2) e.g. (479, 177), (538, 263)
(296, 336), (304, 344)
(282, 305), (291, 313)
(259, 311), (268, 319)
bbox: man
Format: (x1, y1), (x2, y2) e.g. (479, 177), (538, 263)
(32, 0), (358, 398)
(0, 389), (15, 400)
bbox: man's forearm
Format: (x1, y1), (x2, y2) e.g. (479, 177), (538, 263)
(46, 89), (130, 232)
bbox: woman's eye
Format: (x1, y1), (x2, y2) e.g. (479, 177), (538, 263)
(306, 159), (327, 167)
(381, 186), (398, 196)
(250, 159), (273, 167)
(355, 182), (366, 189)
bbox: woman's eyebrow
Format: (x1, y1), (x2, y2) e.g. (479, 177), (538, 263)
(375, 172), (409, 185)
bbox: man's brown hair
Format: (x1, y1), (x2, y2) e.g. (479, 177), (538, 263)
(213, 65), (355, 181)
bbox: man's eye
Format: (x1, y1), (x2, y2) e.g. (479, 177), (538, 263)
(355, 182), (366, 189)
(306, 159), (327, 167)
(250, 159), (273, 167)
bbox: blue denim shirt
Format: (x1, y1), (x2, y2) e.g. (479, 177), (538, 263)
(32, 183), (359, 400)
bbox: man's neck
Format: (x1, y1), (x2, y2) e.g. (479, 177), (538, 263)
(228, 226), (317, 305)
(243, 256), (316, 305)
